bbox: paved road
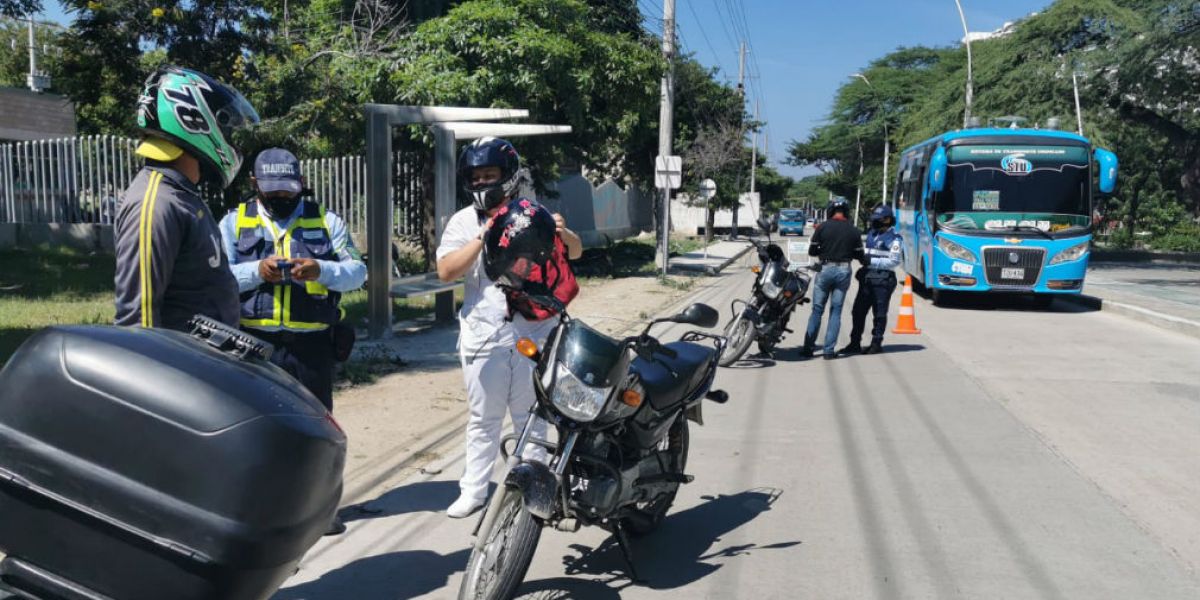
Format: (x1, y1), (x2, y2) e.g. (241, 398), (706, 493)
(276, 263), (1200, 599)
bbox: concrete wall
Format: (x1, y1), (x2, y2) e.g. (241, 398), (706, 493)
(0, 87), (77, 141)
(0, 223), (112, 252)
(535, 175), (653, 247)
(671, 192), (763, 235)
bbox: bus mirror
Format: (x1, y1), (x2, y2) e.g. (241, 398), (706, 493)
(928, 147), (948, 193)
(1095, 148), (1118, 194)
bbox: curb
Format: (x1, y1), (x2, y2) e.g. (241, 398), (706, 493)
(1058, 294), (1200, 340)
(671, 243), (754, 276)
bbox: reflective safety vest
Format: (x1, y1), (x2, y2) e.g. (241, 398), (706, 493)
(234, 200), (340, 331)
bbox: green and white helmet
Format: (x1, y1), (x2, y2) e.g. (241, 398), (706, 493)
(135, 66), (260, 189)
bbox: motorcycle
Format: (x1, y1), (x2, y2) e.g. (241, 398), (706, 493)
(458, 299), (729, 600)
(719, 217), (813, 366)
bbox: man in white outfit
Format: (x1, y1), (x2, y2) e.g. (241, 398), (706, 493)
(436, 138), (582, 518)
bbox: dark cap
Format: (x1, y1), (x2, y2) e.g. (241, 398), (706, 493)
(253, 148), (302, 195)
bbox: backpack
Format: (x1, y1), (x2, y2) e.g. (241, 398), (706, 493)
(504, 235), (579, 321)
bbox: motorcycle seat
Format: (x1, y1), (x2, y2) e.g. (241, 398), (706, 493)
(632, 342), (716, 411)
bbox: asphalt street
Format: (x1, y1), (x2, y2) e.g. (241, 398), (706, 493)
(276, 255), (1200, 600)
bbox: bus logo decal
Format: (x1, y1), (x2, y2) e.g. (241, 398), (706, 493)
(1001, 153), (1032, 174)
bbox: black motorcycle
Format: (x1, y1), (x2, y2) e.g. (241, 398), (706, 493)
(719, 218), (812, 366)
(458, 300), (729, 600)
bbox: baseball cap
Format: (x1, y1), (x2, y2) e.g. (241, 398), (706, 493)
(253, 148), (302, 194)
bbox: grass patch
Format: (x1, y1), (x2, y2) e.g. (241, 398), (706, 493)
(574, 235), (708, 280)
(337, 344), (407, 386)
(339, 287), (464, 330)
(1, 246), (115, 365)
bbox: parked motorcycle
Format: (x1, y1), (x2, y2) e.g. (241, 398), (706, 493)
(458, 300), (729, 600)
(719, 217), (813, 366)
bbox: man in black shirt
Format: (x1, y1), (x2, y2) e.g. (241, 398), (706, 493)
(801, 199), (864, 359)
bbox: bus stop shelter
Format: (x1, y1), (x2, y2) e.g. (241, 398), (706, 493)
(363, 104), (571, 338)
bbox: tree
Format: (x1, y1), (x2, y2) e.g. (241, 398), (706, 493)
(0, 0), (38, 19)
(0, 18), (62, 89)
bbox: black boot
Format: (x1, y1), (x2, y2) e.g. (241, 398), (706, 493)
(798, 347), (814, 359)
(838, 342), (863, 356)
(863, 341), (883, 355)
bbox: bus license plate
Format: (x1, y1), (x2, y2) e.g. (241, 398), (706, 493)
(1001, 267), (1024, 280)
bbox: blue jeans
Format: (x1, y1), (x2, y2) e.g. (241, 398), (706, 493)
(804, 265), (852, 355)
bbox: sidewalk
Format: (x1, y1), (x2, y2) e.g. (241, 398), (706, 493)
(669, 239), (753, 275)
(1067, 261), (1200, 339)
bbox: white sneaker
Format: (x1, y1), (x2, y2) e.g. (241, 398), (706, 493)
(447, 494), (486, 519)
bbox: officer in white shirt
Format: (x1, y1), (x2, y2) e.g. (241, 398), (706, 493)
(435, 138), (582, 518)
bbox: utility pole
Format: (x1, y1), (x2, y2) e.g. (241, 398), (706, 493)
(656, 0), (676, 275)
(732, 42), (746, 238)
(750, 100), (759, 225)
(27, 17), (36, 92)
(954, 0), (974, 128)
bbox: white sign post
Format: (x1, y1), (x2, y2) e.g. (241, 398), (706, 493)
(655, 155), (682, 275)
(699, 178), (716, 259)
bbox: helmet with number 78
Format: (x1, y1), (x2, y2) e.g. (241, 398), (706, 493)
(134, 66), (260, 189)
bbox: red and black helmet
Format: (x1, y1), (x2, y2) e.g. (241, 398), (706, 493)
(483, 198), (556, 289)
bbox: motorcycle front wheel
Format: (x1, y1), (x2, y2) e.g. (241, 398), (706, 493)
(458, 488), (543, 600)
(719, 312), (755, 366)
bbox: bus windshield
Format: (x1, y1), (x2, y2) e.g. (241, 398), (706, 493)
(779, 210), (803, 222)
(934, 144), (1091, 234)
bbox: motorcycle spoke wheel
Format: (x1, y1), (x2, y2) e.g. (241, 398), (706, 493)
(458, 490), (543, 600)
(720, 316), (755, 366)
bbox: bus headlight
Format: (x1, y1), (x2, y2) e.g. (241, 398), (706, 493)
(1049, 242), (1089, 265)
(937, 237), (977, 263)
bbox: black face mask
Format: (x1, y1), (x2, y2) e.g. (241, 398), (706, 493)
(260, 194), (300, 219)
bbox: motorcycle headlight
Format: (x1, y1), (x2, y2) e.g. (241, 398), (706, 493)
(1049, 241), (1089, 265)
(937, 237), (977, 262)
(549, 362), (611, 422)
(762, 279), (782, 300)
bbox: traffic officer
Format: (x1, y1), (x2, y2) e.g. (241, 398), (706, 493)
(436, 137), (582, 519)
(114, 66), (259, 330)
(800, 198), (864, 360)
(218, 148), (366, 412)
(840, 205), (902, 355)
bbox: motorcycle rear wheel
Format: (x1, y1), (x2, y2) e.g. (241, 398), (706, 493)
(458, 488), (543, 600)
(719, 314), (755, 366)
(623, 414), (690, 536)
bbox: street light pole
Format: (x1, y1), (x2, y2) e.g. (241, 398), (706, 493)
(853, 73), (891, 211)
(954, 0), (974, 128)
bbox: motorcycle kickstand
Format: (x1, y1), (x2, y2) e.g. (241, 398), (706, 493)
(613, 522), (645, 584)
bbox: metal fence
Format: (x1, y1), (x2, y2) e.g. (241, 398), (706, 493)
(0, 135), (429, 242)
(0, 136), (140, 225)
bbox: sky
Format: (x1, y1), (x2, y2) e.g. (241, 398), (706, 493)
(39, 0), (1055, 180)
(663, 0), (1056, 179)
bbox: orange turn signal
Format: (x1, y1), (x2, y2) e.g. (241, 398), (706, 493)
(516, 338), (539, 359)
(751, 265), (761, 273)
(621, 389), (643, 408)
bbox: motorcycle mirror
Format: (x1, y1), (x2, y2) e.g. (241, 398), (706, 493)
(672, 303), (719, 328)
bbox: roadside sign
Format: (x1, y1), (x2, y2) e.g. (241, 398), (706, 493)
(699, 178), (717, 202)
(787, 240), (812, 266)
(655, 155), (682, 189)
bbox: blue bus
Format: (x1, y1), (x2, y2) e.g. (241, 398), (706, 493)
(893, 127), (1118, 305)
(778, 208), (806, 236)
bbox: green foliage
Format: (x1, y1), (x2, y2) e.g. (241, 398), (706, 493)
(0, 0), (39, 19)
(0, 18), (63, 89)
(788, 0), (1200, 235)
(1150, 225), (1200, 252)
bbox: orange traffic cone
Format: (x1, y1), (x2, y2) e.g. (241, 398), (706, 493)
(893, 275), (922, 334)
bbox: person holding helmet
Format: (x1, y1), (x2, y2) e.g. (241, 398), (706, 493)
(840, 205), (902, 355)
(114, 66), (259, 330)
(800, 198), (864, 359)
(436, 137), (582, 519)
(217, 148), (366, 412)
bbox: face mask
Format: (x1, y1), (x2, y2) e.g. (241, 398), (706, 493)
(261, 194), (300, 219)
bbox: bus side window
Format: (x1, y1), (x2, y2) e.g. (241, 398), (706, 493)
(894, 155), (910, 208)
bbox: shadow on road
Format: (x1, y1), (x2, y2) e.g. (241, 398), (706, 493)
(922, 291), (1098, 314)
(273, 548), (470, 600)
(725, 343), (926, 368)
(339, 480), (461, 524)
(516, 488), (799, 596)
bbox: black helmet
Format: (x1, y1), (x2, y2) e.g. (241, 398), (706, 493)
(829, 198), (850, 218)
(458, 137), (524, 212)
(483, 198), (557, 289)
(870, 205), (895, 228)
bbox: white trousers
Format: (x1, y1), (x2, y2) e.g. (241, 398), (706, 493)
(458, 346), (547, 500)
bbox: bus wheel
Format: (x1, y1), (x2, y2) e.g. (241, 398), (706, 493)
(931, 288), (946, 306)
